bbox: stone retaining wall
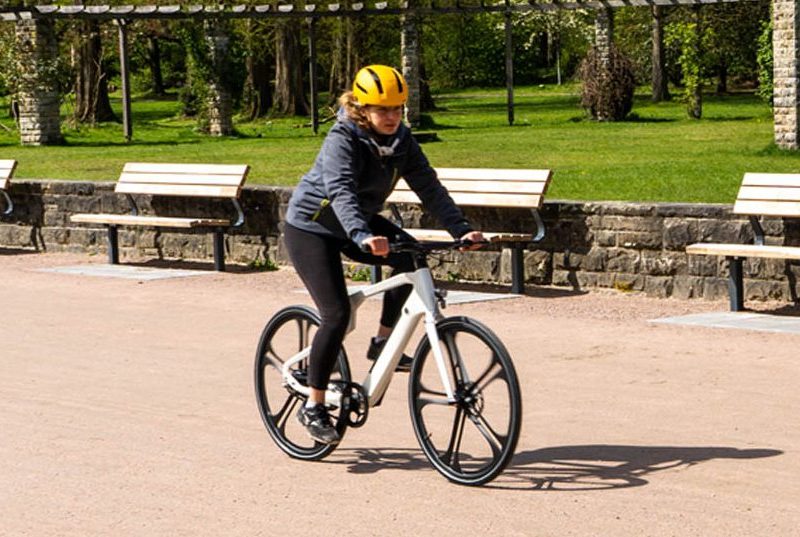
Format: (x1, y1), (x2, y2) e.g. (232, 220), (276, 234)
(1, 180), (798, 304)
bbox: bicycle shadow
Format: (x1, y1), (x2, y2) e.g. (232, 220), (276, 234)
(332, 444), (782, 491)
(491, 444), (782, 491)
(332, 447), (431, 474)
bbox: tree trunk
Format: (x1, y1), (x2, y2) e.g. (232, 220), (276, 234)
(74, 19), (116, 124)
(328, 18), (347, 104)
(148, 36), (165, 97)
(716, 61), (728, 94)
(651, 6), (671, 102)
(688, 6), (703, 119)
(420, 61), (436, 112)
(273, 19), (308, 116)
(689, 6), (703, 119)
(345, 13), (364, 85)
(243, 19), (272, 120)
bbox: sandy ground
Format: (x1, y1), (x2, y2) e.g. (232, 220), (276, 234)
(1, 250), (798, 537)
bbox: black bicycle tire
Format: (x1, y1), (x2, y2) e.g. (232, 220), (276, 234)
(408, 316), (521, 486)
(254, 305), (351, 461)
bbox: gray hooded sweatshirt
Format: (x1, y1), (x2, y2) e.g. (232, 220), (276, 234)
(285, 109), (472, 246)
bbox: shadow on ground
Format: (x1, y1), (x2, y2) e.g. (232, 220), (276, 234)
(439, 280), (589, 299)
(0, 247), (39, 256)
(749, 303), (800, 317)
(330, 444), (781, 491)
(124, 258), (265, 275)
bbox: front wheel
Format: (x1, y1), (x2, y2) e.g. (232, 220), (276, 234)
(408, 317), (521, 486)
(254, 305), (351, 461)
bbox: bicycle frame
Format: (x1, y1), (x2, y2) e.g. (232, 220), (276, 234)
(281, 265), (460, 408)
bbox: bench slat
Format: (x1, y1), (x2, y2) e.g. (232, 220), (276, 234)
(742, 173), (800, 187)
(404, 228), (533, 243)
(0, 159), (17, 189)
(389, 190), (542, 208)
(115, 183), (241, 198)
(733, 199), (800, 217)
(71, 213), (231, 228)
(737, 185), (800, 202)
(119, 171), (247, 187)
(435, 167), (552, 182)
(686, 243), (800, 260)
(123, 162), (250, 178)
(393, 178), (547, 195)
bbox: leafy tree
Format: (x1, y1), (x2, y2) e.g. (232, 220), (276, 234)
(273, 18), (307, 117)
(665, 10), (710, 118)
(73, 18), (117, 124)
(240, 18), (273, 120)
(702, 1), (770, 94)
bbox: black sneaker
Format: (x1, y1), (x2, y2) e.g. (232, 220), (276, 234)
(296, 404), (341, 445)
(367, 337), (413, 372)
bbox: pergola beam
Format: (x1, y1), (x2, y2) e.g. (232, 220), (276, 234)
(0, 0), (754, 22)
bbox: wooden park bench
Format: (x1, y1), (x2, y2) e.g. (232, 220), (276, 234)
(686, 173), (800, 311)
(0, 159), (17, 216)
(71, 162), (250, 271)
(384, 167), (553, 293)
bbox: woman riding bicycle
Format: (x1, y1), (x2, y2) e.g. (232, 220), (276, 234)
(283, 65), (483, 444)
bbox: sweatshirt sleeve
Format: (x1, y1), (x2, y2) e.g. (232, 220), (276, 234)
(320, 127), (373, 245)
(401, 138), (473, 238)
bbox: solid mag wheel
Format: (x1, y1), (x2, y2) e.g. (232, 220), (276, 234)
(408, 316), (521, 486)
(254, 305), (351, 461)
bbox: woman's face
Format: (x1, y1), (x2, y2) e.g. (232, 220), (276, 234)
(364, 105), (404, 135)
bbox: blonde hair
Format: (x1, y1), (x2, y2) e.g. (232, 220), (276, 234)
(338, 91), (371, 131)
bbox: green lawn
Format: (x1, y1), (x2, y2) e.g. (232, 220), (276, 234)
(2, 85), (799, 203)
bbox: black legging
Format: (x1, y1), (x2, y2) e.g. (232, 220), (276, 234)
(283, 216), (418, 390)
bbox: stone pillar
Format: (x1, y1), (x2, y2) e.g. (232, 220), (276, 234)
(401, 6), (421, 128)
(773, 0), (800, 149)
(15, 18), (63, 146)
(594, 7), (614, 67)
(205, 20), (233, 136)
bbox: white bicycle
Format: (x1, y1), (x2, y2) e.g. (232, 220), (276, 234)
(254, 240), (521, 486)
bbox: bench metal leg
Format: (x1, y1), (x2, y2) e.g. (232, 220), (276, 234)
(213, 229), (226, 272)
(1, 190), (12, 216)
(370, 265), (383, 284)
(107, 225), (119, 265)
(727, 256), (744, 311)
(511, 244), (525, 294)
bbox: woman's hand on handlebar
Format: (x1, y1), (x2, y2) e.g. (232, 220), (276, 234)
(460, 231), (486, 250)
(361, 235), (390, 257)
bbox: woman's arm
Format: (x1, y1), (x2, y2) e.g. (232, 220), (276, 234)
(401, 139), (473, 238)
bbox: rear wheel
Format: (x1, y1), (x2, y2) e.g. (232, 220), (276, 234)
(408, 317), (521, 485)
(254, 305), (351, 460)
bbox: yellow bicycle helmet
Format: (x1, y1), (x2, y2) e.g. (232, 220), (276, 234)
(352, 65), (407, 107)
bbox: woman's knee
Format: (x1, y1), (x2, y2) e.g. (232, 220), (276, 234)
(319, 303), (351, 332)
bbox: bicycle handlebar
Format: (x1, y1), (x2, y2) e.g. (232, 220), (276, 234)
(360, 238), (489, 255)
(388, 239), (488, 254)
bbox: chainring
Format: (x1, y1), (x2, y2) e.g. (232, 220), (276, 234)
(331, 381), (369, 428)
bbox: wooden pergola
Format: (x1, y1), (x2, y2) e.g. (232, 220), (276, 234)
(0, 0), (768, 143)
